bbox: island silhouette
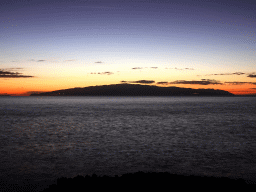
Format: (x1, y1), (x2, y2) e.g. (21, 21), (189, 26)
(0, 94), (11, 96)
(30, 84), (234, 96)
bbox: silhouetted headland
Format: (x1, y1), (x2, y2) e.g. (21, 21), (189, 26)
(30, 84), (234, 96)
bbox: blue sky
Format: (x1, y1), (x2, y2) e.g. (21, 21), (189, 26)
(1, 0), (256, 95)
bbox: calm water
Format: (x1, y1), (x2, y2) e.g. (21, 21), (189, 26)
(0, 96), (255, 182)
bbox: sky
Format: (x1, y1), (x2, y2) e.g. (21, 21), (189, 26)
(0, 0), (256, 96)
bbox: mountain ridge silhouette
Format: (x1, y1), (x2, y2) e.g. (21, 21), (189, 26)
(30, 84), (234, 96)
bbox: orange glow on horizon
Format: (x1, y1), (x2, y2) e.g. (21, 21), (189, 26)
(2, 84), (256, 96)
(226, 89), (256, 95)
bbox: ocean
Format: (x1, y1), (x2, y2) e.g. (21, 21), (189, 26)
(0, 96), (255, 183)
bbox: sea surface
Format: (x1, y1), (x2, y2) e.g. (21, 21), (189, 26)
(0, 96), (255, 183)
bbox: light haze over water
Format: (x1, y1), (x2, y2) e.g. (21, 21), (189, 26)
(0, 96), (255, 182)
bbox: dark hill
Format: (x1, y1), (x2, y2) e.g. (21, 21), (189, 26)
(30, 84), (234, 96)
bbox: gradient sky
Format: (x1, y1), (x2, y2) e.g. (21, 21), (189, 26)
(1, 0), (256, 95)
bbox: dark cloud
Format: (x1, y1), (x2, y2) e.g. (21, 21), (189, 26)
(247, 74), (256, 78)
(101, 72), (113, 75)
(165, 67), (194, 70)
(233, 72), (245, 75)
(5, 68), (23, 70)
(37, 60), (46, 62)
(95, 61), (103, 63)
(206, 72), (245, 76)
(250, 88), (256, 89)
(132, 67), (143, 70)
(204, 72), (256, 78)
(0, 69), (34, 78)
(90, 72), (114, 75)
(132, 67), (157, 70)
(224, 82), (247, 85)
(169, 79), (222, 85)
(225, 81), (256, 85)
(124, 79), (256, 86)
(120, 80), (155, 84)
(134, 80), (155, 84)
(157, 81), (169, 85)
(225, 82), (248, 85)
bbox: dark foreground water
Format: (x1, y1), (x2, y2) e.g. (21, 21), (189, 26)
(0, 96), (255, 182)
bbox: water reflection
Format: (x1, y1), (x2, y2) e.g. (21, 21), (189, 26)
(0, 97), (255, 180)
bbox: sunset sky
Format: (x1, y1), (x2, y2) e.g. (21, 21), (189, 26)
(1, 0), (256, 96)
